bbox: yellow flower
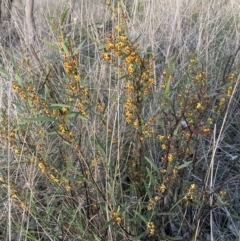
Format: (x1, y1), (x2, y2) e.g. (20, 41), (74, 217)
(114, 25), (122, 32)
(63, 62), (72, 73)
(38, 162), (46, 173)
(50, 174), (59, 183)
(20, 202), (26, 210)
(133, 120), (138, 128)
(185, 183), (196, 201)
(147, 202), (153, 210)
(115, 217), (122, 225)
(227, 86), (233, 97)
(124, 46), (131, 54)
(160, 183), (166, 193)
(74, 72), (81, 81)
(52, 109), (59, 116)
(65, 185), (71, 191)
(203, 127), (210, 134)
(173, 167), (178, 174)
(128, 64), (134, 75)
(207, 118), (213, 124)
(157, 134), (164, 141)
(102, 53), (110, 61)
(9, 131), (15, 138)
(147, 222), (155, 236)
(107, 42), (114, 51)
(59, 124), (66, 134)
(161, 144), (167, 150)
(125, 83), (134, 93)
(12, 82), (20, 92)
(190, 183), (195, 191)
(12, 194), (18, 200)
(119, 35), (128, 42)
(196, 102), (202, 109)
(61, 107), (68, 114)
(148, 78), (154, 85)
(110, 211), (122, 225)
(115, 42), (124, 51)
(161, 83), (166, 89)
(168, 153), (174, 162)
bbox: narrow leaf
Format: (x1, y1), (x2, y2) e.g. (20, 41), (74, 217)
(47, 20), (61, 35)
(133, 210), (147, 223)
(143, 179), (152, 199)
(25, 117), (56, 122)
(44, 56), (62, 63)
(65, 112), (89, 121)
(145, 157), (159, 173)
(94, 137), (107, 159)
(0, 66), (10, 77)
(60, 8), (69, 25)
(50, 103), (71, 108)
(73, 40), (86, 55)
(177, 161), (192, 169)
(102, 220), (113, 230)
(40, 39), (59, 50)
(61, 42), (69, 56)
(15, 74), (23, 86)
(98, 44), (107, 50)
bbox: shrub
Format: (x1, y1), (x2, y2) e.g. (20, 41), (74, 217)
(0, 2), (239, 241)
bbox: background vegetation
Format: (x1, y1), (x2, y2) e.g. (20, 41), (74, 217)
(0, 0), (240, 240)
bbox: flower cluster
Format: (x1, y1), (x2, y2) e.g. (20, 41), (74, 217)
(147, 221), (155, 236)
(38, 159), (71, 191)
(58, 35), (89, 117)
(184, 183), (196, 201)
(158, 58), (222, 171)
(110, 210), (122, 225)
(0, 176), (28, 211)
(102, 21), (155, 130)
(147, 196), (160, 210)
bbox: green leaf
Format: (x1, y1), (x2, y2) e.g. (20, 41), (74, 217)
(44, 56), (62, 63)
(94, 137), (107, 159)
(146, 167), (158, 185)
(50, 103), (71, 108)
(158, 212), (175, 216)
(119, 74), (129, 79)
(64, 175), (82, 182)
(0, 66), (10, 77)
(136, 232), (146, 240)
(164, 61), (175, 98)
(65, 112), (89, 121)
(177, 161), (192, 169)
(73, 40), (86, 55)
(61, 42), (69, 56)
(133, 210), (147, 223)
(93, 235), (101, 241)
(40, 39), (59, 50)
(145, 157), (159, 173)
(173, 121), (181, 136)
(0, 196), (9, 204)
(65, 160), (84, 178)
(15, 74), (23, 86)
(98, 44), (107, 50)
(25, 117), (56, 122)
(165, 76), (171, 97)
(102, 220), (113, 230)
(60, 8), (69, 25)
(143, 179), (152, 199)
(47, 19), (61, 35)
